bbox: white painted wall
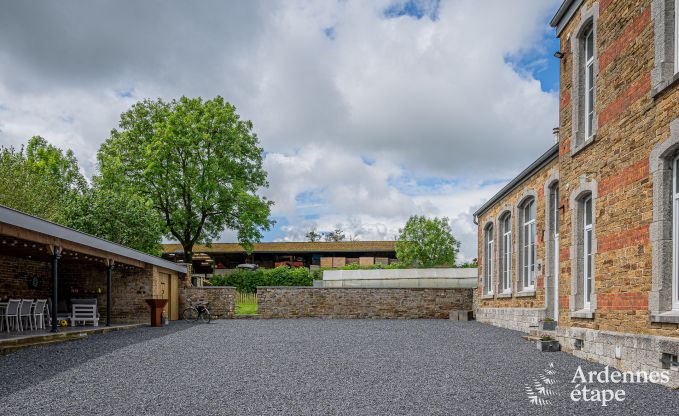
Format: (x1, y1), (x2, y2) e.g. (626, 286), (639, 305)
(319, 268), (478, 289)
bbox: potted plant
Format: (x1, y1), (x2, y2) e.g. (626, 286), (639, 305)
(541, 318), (557, 331)
(537, 336), (560, 352)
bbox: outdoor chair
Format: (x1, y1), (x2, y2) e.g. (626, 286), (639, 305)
(18, 299), (34, 331)
(69, 299), (99, 327)
(1, 299), (21, 332)
(32, 299), (47, 330)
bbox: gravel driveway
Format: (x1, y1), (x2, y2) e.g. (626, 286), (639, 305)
(1, 320), (678, 415)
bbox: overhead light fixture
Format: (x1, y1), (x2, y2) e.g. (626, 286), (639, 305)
(554, 51), (564, 59)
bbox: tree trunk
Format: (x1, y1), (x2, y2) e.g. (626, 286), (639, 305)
(183, 244), (194, 280)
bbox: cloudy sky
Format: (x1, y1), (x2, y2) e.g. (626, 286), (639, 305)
(0, 0), (561, 260)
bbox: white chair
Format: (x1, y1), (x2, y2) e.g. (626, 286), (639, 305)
(32, 299), (47, 330)
(2, 299), (21, 332)
(18, 299), (34, 331)
(70, 303), (99, 327)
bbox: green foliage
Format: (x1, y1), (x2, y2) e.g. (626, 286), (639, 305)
(98, 96), (273, 264)
(395, 215), (460, 268)
(324, 228), (346, 242)
(458, 258), (478, 268)
(210, 266), (314, 293)
(0, 136), (85, 221)
(60, 186), (164, 255)
(305, 228), (322, 242)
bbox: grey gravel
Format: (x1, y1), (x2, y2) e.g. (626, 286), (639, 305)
(1, 320), (678, 415)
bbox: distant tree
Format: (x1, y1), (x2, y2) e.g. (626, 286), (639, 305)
(395, 215), (460, 267)
(305, 228), (322, 242)
(324, 227), (346, 242)
(61, 185), (164, 255)
(97, 96), (274, 271)
(0, 136), (85, 221)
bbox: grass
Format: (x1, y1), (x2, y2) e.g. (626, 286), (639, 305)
(235, 292), (258, 315)
(236, 303), (258, 314)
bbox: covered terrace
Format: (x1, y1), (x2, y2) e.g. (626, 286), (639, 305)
(0, 205), (186, 339)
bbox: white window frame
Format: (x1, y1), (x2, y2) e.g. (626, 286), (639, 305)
(485, 225), (494, 295)
(673, 156), (679, 310)
(583, 196), (593, 310)
(522, 201), (536, 290)
(501, 215), (512, 294)
(584, 28), (595, 139)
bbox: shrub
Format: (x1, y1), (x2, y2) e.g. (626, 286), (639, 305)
(210, 266), (314, 293)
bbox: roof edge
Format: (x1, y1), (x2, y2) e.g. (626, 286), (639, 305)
(473, 143), (559, 219)
(550, 0), (582, 35)
(0, 205), (186, 273)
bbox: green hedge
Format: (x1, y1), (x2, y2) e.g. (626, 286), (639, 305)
(209, 266), (314, 293)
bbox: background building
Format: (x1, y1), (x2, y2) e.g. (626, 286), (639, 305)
(162, 241), (398, 275)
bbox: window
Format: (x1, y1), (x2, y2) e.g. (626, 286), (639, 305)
(484, 224), (494, 295)
(583, 196), (593, 309)
(673, 156), (679, 310)
(651, 0), (679, 94)
(522, 200), (536, 290)
(584, 28), (595, 139)
(501, 214), (512, 294)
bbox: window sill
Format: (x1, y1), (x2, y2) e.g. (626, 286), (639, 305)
(482, 294), (494, 300)
(570, 134), (596, 157)
(570, 309), (595, 319)
(652, 72), (679, 99)
(497, 292), (512, 299)
(650, 311), (679, 324)
(515, 290), (536, 298)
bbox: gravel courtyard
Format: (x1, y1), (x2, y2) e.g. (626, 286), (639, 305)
(1, 320), (678, 415)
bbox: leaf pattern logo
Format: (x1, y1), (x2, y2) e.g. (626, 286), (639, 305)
(525, 362), (559, 406)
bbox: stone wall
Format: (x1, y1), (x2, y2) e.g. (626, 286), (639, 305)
(557, 326), (679, 389)
(180, 286), (236, 319)
(476, 307), (547, 333)
(257, 287), (473, 319)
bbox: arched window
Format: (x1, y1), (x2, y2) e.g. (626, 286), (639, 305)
(483, 223), (494, 296)
(584, 27), (595, 139)
(519, 198), (536, 292)
(500, 213), (512, 294)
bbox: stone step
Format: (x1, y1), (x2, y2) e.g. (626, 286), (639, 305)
(234, 314), (262, 319)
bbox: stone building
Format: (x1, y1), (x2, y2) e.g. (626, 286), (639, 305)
(474, 0), (679, 384)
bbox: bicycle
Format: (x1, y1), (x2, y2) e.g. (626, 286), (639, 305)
(182, 296), (212, 323)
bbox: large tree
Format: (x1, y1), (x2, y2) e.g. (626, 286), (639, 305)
(60, 186), (164, 255)
(98, 96), (274, 269)
(395, 215), (460, 267)
(0, 136), (85, 221)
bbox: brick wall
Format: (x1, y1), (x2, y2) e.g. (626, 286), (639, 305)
(179, 286), (235, 319)
(257, 287), (473, 319)
(0, 255), (51, 300)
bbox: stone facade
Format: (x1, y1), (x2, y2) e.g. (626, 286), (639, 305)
(476, 308), (547, 333)
(475, 158), (559, 331)
(475, 0), (679, 384)
(179, 286), (236, 319)
(257, 287), (473, 319)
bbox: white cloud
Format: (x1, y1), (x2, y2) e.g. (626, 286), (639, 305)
(0, 0), (561, 260)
